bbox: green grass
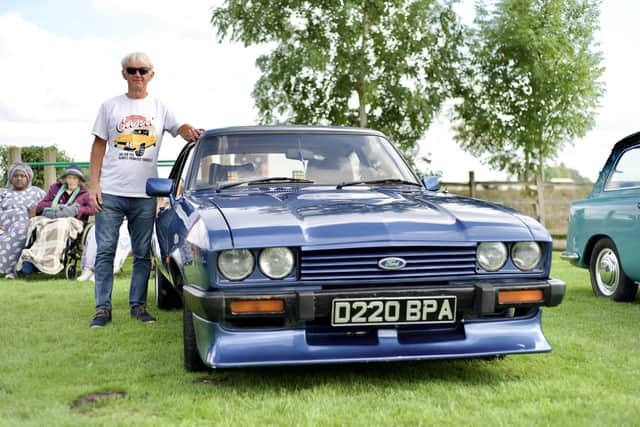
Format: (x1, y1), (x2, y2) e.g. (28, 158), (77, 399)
(1, 254), (639, 427)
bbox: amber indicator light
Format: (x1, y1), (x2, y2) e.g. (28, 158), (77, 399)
(498, 289), (544, 304)
(231, 299), (285, 314)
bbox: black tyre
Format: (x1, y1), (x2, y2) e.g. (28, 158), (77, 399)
(65, 263), (77, 280)
(154, 265), (181, 310)
(184, 302), (207, 372)
(589, 238), (637, 302)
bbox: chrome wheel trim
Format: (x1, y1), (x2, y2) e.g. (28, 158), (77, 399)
(595, 248), (620, 296)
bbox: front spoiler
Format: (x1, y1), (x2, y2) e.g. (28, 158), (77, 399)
(191, 309), (551, 368)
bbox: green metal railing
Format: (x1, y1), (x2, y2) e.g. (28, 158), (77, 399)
(24, 160), (176, 188)
(27, 160), (176, 168)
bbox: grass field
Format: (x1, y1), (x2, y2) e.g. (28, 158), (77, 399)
(1, 254), (639, 427)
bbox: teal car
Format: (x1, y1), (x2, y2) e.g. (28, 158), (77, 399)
(562, 132), (640, 301)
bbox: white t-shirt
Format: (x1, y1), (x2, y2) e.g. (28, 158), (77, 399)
(91, 94), (181, 197)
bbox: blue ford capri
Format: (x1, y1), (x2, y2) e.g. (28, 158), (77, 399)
(147, 126), (565, 371)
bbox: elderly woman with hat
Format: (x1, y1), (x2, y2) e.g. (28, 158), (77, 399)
(0, 162), (46, 279)
(16, 165), (96, 276)
(36, 164), (95, 222)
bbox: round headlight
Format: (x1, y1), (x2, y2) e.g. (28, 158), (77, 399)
(477, 242), (507, 272)
(218, 249), (254, 281)
(259, 247), (294, 279)
(512, 242), (541, 271)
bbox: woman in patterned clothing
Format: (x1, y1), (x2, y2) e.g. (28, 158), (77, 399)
(0, 163), (46, 278)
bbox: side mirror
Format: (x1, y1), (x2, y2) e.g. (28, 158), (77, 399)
(146, 178), (174, 197)
(422, 176), (441, 192)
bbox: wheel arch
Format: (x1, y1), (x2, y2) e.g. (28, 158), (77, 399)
(583, 234), (612, 268)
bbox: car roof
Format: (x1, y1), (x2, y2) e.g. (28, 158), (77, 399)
(613, 131), (640, 151)
(201, 125), (387, 139)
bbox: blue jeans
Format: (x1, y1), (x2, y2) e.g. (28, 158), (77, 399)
(94, 194), (155, 311)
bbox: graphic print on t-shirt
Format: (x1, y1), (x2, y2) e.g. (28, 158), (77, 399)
(113, 114), (158, 158)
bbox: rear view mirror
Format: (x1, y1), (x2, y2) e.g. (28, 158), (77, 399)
(285, 148), (325, 161)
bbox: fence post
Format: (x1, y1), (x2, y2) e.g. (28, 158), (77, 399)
(468, 171), (476, 198)
(8, 147), (21, 164)
(44, 147), (57, 189)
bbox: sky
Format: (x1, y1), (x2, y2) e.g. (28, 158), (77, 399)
(0, 0), (638, 182)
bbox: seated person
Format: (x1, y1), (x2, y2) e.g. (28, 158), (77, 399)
(0, 162), (46, 279)
(36, 164), (95, 221)
(17, 165), (95, 275)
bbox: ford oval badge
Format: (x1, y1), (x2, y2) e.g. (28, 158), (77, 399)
(378, 257), (407, 270)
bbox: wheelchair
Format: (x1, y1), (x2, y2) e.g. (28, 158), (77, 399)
(22, 219), (94, 279)
(61, 222), (94, 279)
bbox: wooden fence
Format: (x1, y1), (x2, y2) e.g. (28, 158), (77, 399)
(443, 171), (593, 249)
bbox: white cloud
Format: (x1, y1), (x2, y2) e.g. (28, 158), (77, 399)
(0, 13), (123, 126)
(91, 0), (223, 39)
(0, 7), (264, 164)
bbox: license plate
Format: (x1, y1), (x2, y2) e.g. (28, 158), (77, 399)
(331, 296), (457, 327)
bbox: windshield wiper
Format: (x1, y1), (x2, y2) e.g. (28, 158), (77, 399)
(217, 177), (314, 191)
(337, 179), (422, 189)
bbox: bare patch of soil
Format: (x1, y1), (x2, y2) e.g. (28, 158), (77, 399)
(70, 391), (127, 411)
(195, 376), (228, 385)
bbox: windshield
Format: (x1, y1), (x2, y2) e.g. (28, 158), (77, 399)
(188, 132), (418, 190)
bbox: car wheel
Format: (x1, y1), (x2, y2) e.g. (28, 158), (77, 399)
(155, 265), (182, 310)
(589, 238), (637, 301)
(184, 302), (207, 372)
(65, 263), (77, 280)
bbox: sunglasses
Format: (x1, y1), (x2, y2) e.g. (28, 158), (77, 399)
(125, 67), (151, 75)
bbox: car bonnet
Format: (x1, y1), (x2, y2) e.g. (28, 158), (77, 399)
(196, 188), (542, 248)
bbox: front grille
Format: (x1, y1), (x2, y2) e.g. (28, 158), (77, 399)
(300, 246), (477, 281)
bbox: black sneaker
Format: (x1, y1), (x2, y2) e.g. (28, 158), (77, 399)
(90, 310), (112, 328)
(130, 305), (156, 323)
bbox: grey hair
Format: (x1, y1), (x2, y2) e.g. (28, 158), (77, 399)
(121, 52), (154, 69)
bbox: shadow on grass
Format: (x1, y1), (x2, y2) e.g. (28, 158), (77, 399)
(189, 356), (522, 392)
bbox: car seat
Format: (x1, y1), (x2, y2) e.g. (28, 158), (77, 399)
(208, 163), (256, 185)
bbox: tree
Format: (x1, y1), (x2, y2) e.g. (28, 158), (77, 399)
(545, 162), (592, 184)
(451, 0), (604, 224)
(0, 145), (75, 189)
(211, 0), (464, 160)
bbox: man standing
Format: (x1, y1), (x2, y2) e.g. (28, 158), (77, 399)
(89, 52), (203, 328)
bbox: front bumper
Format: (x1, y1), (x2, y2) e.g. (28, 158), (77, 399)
(183, 278), (565, 368)
(560, 251), (582, 267)
(184, 278), (565, 324)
